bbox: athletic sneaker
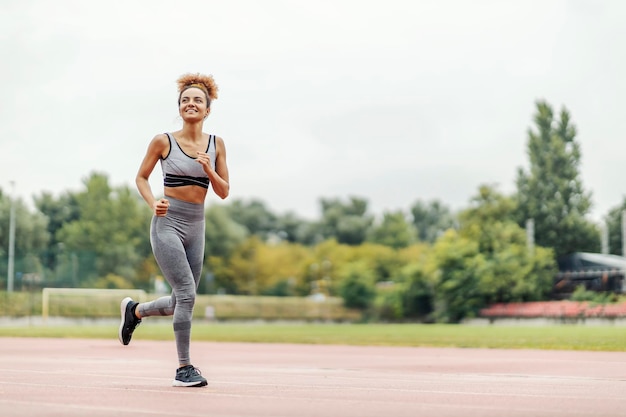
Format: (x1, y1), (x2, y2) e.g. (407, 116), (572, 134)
(118, 297), (141, 345)
(172, 365), (208, 387)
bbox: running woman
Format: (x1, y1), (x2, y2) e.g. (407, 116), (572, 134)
(119, 72), (230, 387)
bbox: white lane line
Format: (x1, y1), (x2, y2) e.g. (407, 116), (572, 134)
(0, 379), (624, 402)
(0, 395), (612, 417)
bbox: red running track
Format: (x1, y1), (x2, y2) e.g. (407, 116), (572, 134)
(1, 337), (626, 417)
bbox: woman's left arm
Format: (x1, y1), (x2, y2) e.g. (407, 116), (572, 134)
(198, 136), (230, 199)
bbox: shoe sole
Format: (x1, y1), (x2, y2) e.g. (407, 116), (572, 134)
(172, 379), (208, 387)
(118, 297), (133, 345)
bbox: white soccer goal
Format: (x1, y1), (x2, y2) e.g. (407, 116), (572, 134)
(41, 288), (147, 322)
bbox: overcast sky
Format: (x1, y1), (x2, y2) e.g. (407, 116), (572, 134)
(2, 0), (625, 221)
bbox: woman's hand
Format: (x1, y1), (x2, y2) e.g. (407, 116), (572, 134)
(196, 151), (213, 172)
(153, 198), (170, 217)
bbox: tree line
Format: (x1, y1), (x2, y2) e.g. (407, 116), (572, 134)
(1, 100), (625, 322)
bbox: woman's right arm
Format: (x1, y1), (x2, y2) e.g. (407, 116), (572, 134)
(136, 134), (169, 215)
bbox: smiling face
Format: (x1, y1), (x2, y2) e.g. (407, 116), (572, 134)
(178, 87), (210, 122)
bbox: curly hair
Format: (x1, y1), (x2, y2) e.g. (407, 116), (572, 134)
(177, 73), (219, 105)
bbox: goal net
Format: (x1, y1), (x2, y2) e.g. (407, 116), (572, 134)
(42, 288), (147, 321)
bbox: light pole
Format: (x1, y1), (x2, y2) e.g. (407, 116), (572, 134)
(7, 181), (16, 292)
(622, 211), (626, 257)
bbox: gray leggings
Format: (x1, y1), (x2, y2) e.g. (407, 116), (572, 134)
(137, 197), (205, 366)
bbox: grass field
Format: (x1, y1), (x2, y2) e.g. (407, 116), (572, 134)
(1, 322), (626, 351)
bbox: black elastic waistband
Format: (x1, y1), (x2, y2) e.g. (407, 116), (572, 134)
(164, 173), (209, 189)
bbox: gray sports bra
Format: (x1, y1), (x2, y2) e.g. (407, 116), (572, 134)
(161, 132), (216, 189)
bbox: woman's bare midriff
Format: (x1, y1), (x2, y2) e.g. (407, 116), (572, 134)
(164, 185), (208, 204)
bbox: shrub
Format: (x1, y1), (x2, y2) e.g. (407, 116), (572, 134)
(338, 262), (376, 309)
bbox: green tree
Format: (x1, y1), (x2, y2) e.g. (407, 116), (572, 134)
(56, 172), (152, 287)
(226, 236), (263, 295)
(515, 100), (600, 257)
(460, 184), (518, 255)
(410, 199), (456, 243)
(275, 211), (321, 245)
(398, 263), (434, 320)
(0, 190), (50, 288)
(460, 185), (556, 304)
(204, 204), (248, 259)
(428, 185), (557, 323)
(431, 229), (483, 323)
(367, 210), (416, 249)
(337, 261), (376, 310)
(34, 191), (80, 271)
(226, 199), (277, 241)
(319, 197), (374, 245)
(353, 243), (403, 283)
(226, 236), (311, 295)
